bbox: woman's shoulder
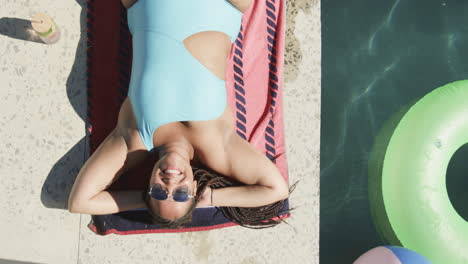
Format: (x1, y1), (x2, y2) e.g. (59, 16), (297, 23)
(221, 130), (287, 191)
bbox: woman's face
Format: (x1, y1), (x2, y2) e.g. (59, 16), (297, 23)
(146, 151), (197, 220)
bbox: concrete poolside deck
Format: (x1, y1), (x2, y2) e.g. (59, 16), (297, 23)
(0, 0), (320, 263)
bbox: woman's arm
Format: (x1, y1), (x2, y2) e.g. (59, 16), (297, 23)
(70, 190), (146, 215)
(68, 127), (145, 214)
(212, 185), (287, 207)
(211, 130), (289, 207)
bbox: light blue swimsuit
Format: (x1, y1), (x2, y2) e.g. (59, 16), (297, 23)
(126, 0), (242, 151)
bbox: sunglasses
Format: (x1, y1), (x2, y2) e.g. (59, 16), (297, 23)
(147, 184), (194, 202)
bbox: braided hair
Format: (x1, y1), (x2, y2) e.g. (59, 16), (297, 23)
(192, 164), (297, 229)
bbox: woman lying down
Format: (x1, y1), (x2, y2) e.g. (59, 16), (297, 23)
(68, 0), (294, 229)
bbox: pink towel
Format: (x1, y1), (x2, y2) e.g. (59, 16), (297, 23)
(225, 0), (288, 182)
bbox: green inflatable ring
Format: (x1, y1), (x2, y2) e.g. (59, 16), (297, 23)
(382, 80), (468, 263)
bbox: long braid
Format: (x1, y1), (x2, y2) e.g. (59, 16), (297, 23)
(192, 164), (297, 229)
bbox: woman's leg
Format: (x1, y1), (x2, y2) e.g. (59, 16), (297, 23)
(121, 0), (138, 9)
(228, 0), (253, 14)
(180, 2), (253, 80)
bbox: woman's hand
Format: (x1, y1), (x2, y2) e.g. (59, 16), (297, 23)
(196, 187), (212, 207)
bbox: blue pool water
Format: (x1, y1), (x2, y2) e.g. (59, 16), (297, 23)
(321, 0), (468, 262)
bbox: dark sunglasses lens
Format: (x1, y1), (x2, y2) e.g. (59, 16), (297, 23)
(173, 189), (189, 202)
(151, 185), (168, 200)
